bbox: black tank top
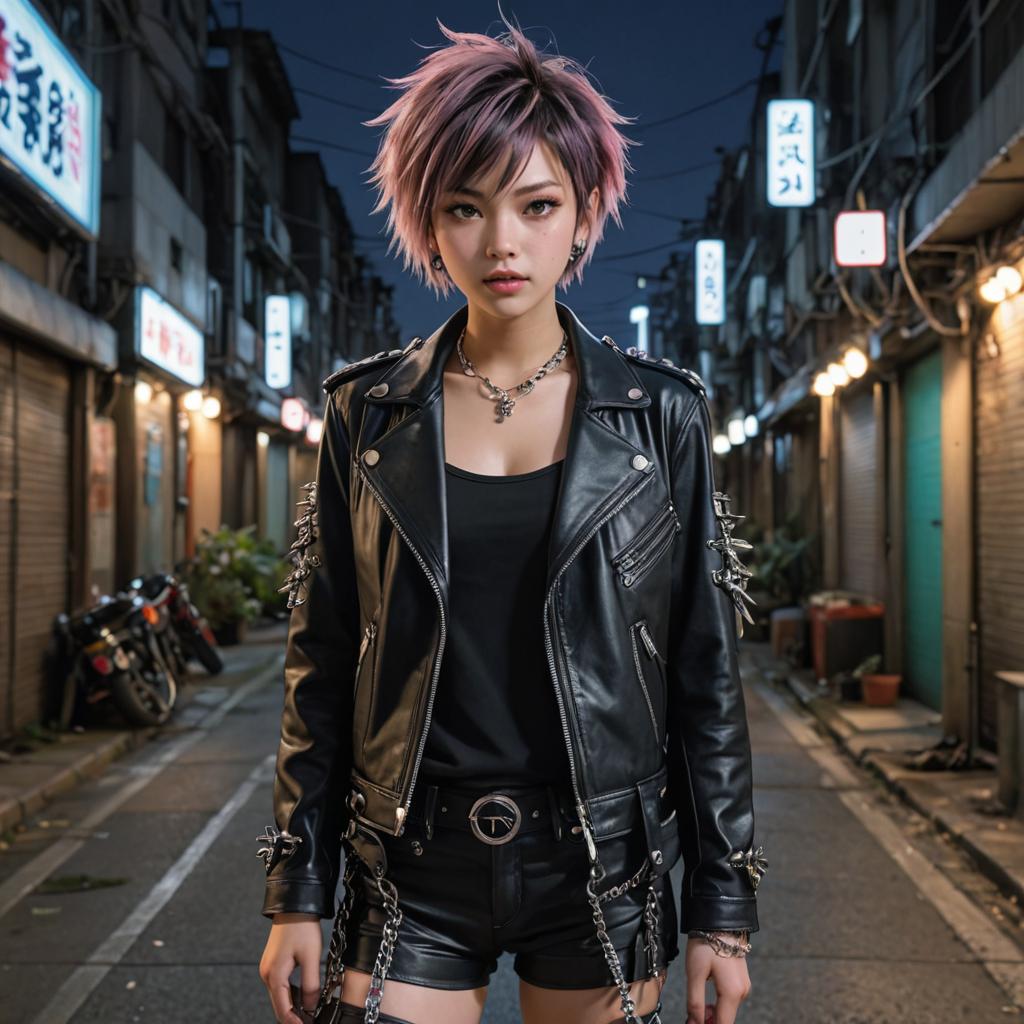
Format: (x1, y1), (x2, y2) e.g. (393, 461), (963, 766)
(419, 458), (572, 788)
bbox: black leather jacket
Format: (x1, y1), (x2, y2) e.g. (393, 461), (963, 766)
(260, 300), (766, 936)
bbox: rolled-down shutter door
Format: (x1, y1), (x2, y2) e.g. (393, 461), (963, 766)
(976, 297), (1024, 751)
(839, 385), (881, 600)
(0, 340), (71, 736)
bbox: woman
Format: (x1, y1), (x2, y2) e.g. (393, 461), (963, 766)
(258, 12), (765, 1024)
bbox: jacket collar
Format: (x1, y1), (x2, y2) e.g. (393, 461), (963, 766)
(356, 301), (657, 598)
(367, 300), (652, 411)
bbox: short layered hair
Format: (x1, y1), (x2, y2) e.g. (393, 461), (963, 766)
(361, 11), (639, 299)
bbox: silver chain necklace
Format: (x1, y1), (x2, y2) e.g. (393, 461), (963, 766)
(455, 325), (568, 422)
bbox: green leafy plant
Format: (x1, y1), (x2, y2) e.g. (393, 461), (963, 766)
(184, 524), (289, 628)
(851, 653), (882, 678)
(747, 515), (814, 607)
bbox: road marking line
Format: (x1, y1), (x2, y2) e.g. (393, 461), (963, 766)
(0, 654), (283, 920)
(30, 753), (276, 1024)
(749, 673), (1024, 1006)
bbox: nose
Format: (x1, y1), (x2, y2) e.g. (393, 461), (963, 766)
(484, 210), (519, 261)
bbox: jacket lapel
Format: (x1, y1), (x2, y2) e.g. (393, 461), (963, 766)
(356, 301), (656, 602)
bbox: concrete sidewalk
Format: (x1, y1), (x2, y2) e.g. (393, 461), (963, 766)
(0, 619), (287, 835)
(747, 640), (1024, 914)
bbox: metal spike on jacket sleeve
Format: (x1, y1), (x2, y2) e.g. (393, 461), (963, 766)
(256, 825), (303, 874)
(728, 843), (769, 892)
(279, 480), (321, 609)
(706, 490), (758, 638)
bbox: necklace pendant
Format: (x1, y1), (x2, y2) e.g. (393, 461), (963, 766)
(498, 394), (515, 419)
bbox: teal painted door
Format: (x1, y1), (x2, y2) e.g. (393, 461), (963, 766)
(902, 348), (943, 710)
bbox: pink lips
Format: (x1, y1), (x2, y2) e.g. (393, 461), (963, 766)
(484, 277), (527, 294)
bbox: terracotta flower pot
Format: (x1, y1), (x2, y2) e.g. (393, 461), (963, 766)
(861, 672), (901, 706)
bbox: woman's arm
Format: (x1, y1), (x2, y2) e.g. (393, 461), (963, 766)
(260, 391), (361, 921)
(664, 389), (762, 936)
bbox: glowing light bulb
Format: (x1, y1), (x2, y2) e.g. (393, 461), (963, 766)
(979, 277), (1007, 304)
(995, 265), (1022, 296)
(843, 347), (868, 378)
(134, 380), (153, 403)
(201, 395), (221, 419)
(827, 361), (849, 387)
(813, 372), (835, 397)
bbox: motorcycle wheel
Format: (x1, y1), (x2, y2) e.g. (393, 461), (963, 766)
(110, 656), (177, 727)
(187, 628), (224, 675)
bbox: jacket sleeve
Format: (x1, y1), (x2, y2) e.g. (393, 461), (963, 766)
(260, 392), (360, 920)
(664, 390), (764, 935)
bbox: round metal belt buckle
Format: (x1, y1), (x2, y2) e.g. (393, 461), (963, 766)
(468, 793), (522, 845)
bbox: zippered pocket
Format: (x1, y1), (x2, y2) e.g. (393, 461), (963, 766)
(611, 502), (681, 588)
(356, 617), (378, 751)
(629, 618), (666, 744)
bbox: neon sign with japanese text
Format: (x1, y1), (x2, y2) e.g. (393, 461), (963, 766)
(0, 0), (101, 236)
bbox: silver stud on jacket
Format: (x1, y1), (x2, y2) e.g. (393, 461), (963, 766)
(706, 490), (757, 638)
(279, 480), (321, 609)
(256, 825), (303, 874)
(728, 843), (769, 892)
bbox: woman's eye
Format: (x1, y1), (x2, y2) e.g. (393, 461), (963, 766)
(447, 199), (560, 219)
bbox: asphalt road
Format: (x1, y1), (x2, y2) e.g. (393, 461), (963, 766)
(1, 632), (1022, 1023)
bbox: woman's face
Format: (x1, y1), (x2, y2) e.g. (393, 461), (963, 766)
(430, 140), (598, 316)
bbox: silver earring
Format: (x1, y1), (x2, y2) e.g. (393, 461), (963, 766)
(568, 239), (587, 264)
(431, 252), (444, 271)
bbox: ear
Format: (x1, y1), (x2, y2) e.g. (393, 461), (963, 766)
(580, 186), (600, 235)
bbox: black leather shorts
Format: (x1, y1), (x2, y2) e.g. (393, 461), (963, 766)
(338, 779), (680, 991)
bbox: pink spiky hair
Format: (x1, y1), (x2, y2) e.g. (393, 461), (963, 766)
(361, 8), (641, 299)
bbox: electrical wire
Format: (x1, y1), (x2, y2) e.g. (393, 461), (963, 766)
(275, 41), (386, 86)
(293, 86), (381, 116)
(631, 78), (763, 133)
(634, 157), (723, 184)
(291, 135), (377, 159)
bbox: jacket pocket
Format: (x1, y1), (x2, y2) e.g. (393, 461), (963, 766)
(611, 501), (681, 588)
(629, 618), (666, 745)
(355, 616), (378, 751)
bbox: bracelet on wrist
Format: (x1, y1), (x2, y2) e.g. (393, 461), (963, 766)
(689, 928), (752, 958)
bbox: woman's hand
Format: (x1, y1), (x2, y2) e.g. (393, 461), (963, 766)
(259, 912), (323, 1023)
(684, 934), (752, 1024)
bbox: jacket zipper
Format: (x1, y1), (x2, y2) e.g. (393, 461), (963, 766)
(629, 621), (661, 742)
(356, 463), (447, 836)
(611, 502), (676, 569)
(611, 503), (680, 588)
(542, 466), (656, 858)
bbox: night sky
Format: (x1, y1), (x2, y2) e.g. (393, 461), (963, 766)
(222, 1), (783, 348)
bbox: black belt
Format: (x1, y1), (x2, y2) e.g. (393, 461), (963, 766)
(406, 780), (580, 846)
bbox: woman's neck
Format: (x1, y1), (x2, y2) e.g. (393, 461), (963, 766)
(461, 301), (568, 379)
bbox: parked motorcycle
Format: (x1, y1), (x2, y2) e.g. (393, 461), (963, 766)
(52, 591), (178, 729)
(126, 571), (223, 677)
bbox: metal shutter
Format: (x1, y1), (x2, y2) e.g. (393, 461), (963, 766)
(839, 386), (880, 600)
(0, 340), (71, 736)
(976, 297), (1024, 751)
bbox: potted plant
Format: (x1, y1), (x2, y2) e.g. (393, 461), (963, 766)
(861, 659), (902, 706)
(184, 525), (281, 644)
(835, 653), (882, 702)
(745, 516), (815, 645)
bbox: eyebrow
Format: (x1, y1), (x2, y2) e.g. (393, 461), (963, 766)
(450, 179), (564, 199)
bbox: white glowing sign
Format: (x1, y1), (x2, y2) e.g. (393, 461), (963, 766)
(136, 287), (204, 386)
(695, 239), (725, 326)
(834, 210), (887, 267)
(767, 99), (814, 208)
(0, 0), (101, 236)
(264, 294), (292, 389)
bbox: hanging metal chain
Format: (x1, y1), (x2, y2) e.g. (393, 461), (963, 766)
(643, 882), (662, 978)
(585, 852), (659, 1024)
(363, 864), (403, 1024)
(313, 853), (359, 1019)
